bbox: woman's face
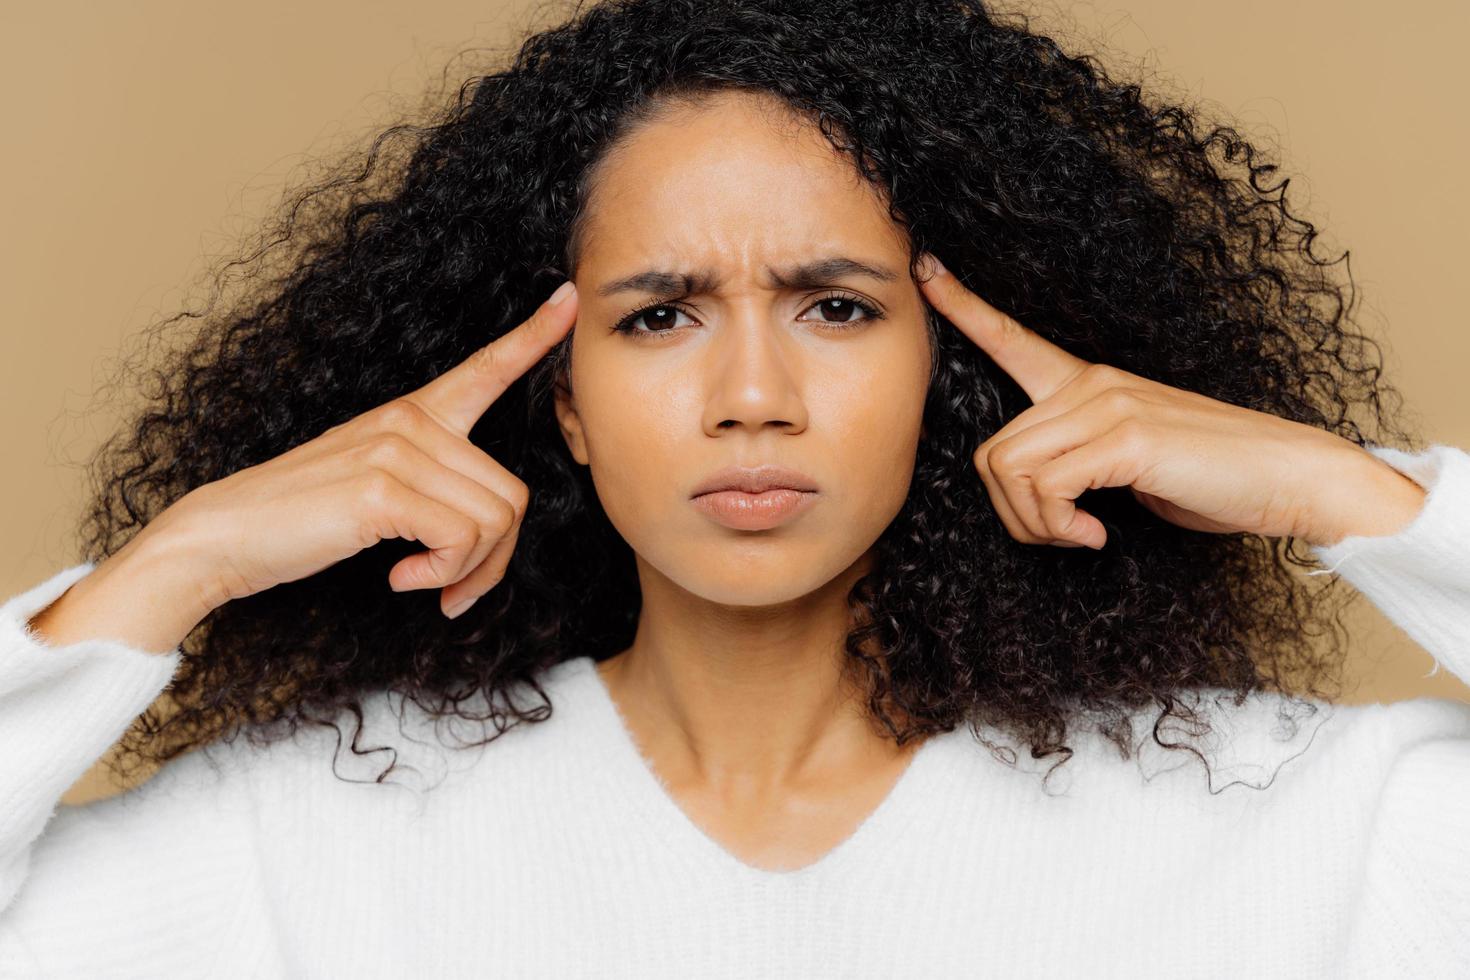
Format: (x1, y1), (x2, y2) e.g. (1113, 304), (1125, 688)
(553, 91), (933, 607)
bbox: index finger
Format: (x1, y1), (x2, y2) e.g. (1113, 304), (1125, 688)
(408, 280), (578, 435)
(917, 254), (1090, 404)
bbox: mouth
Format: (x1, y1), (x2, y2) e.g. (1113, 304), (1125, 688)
(689, 464), (820, 497)
(690, 487), (818, 531)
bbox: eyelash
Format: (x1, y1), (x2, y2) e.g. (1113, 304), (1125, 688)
(610, 291), (885, 338)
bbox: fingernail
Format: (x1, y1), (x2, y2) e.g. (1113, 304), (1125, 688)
(548, 280), (576, 306)
(444, 595), (477, 619)
(922, 253), (947, 279)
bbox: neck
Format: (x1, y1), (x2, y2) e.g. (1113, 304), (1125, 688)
(596, 549), (910, 793)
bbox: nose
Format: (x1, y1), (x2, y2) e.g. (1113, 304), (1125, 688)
(699, 307), (810, 438)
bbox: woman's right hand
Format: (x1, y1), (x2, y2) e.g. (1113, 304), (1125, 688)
(28, 282), (577, 656)
(144, 280), (579, 623)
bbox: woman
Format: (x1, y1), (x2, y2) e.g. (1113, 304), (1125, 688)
(2, 0), (1465, 975)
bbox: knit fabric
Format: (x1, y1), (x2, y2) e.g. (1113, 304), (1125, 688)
(1, 443), (1467, 978)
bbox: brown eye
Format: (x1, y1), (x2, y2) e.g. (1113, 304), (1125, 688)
(610, 292), (884, 338)
(797, 293), (884, 328)
(611, 303), (694, 336)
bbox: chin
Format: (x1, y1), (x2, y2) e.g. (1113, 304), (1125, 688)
(643, 538), (875, 609)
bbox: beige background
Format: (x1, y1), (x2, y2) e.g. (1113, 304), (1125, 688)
(3, 1), (1466, 802)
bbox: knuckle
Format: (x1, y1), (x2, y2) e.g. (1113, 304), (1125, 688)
(1112, 417), (1152, 453)
(374, 399), (426, 433)
(361, 431), (416, 469)
(358, 470), (399, 511)
(1083, 362), (1122, 386)
(504, 479), (530, 519)
(1098, 385), (1142, 414)
(502, 481), (532, 520)
(987, 438), (1022, 472)
(497, 494), (518, 530)
(481, 495), (516, 536)
(455, 513), (482, 548)
(1032, 468), (1065, 498)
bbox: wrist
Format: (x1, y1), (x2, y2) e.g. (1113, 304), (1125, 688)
(56, 530), (221, 655)
(1307, 449), (1427, 548)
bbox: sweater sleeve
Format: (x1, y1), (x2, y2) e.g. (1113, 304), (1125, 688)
(1306, 442), (1470, 974)
(0, 562), (266, 978)
(1307, 442), (1470, 683)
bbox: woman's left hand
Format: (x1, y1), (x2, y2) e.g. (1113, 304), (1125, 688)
(916, 253), (1427, 551)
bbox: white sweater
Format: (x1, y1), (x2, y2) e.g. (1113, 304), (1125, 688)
(1, 443), (1468, 980)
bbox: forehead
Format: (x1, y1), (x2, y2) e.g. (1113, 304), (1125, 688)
(575, 92), (908, 278)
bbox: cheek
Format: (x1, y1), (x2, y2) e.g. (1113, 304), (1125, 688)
(826, 383), (924, 516)
(818, 336), (929, 457)
(570, 337), (664, 458)
(569, 358), (685, 525)
(838, 347), (929, 518)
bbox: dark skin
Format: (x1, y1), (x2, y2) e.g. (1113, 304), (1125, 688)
(37, 84), (1423, 858)
(550, 91), (1425, 873)
(554, 91), (932, 871)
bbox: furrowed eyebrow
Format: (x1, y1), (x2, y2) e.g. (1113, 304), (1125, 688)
(595, 256), (899, 298)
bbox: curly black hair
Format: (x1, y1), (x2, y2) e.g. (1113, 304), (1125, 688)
(73, 0), (1419, 793)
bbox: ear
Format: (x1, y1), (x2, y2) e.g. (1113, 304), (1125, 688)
(552, 377), (590, 465)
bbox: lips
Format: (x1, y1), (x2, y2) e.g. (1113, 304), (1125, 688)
(690, 487), (818, 530)
(690, 464), (819, 498)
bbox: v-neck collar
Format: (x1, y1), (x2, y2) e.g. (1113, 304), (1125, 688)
(563, 654), (951, 884)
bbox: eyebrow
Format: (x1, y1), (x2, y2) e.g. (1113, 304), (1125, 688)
(595, 255), (901, 298)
